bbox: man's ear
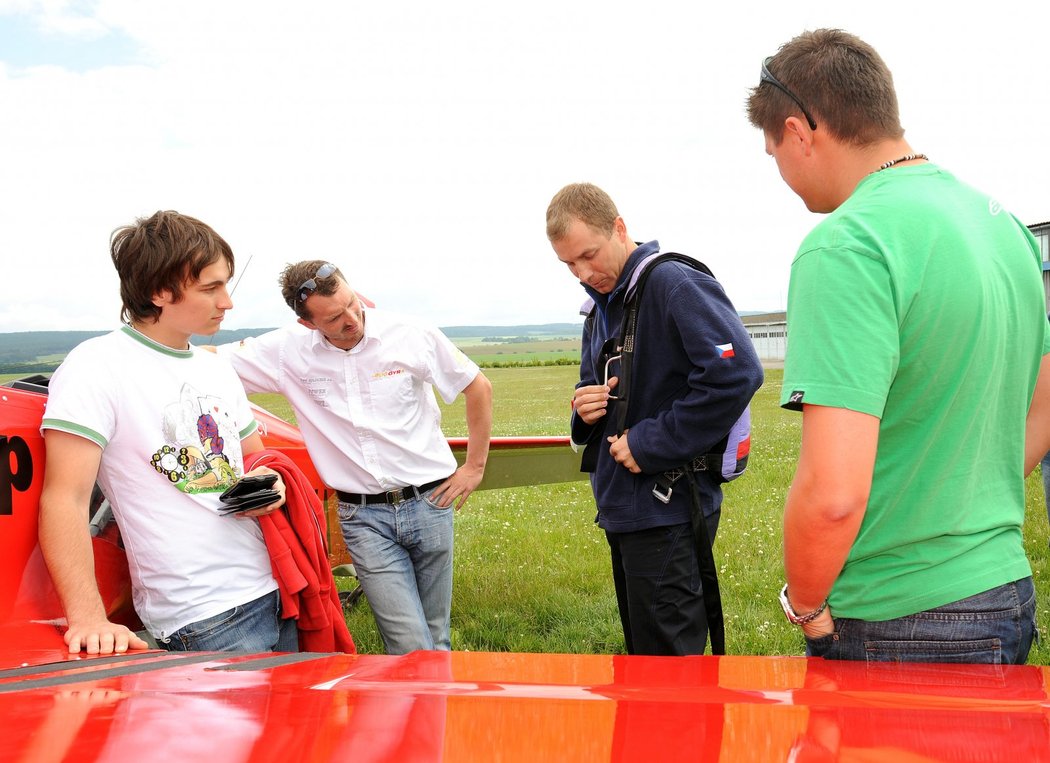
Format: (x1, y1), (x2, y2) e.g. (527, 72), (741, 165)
(152, 290), (174, 308)
(783, 116), (814, 155)
(296, 317), (317, 331)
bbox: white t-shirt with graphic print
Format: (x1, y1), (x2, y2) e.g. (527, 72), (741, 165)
(42, 326), (277, 638)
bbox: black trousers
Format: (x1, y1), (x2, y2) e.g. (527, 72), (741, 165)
(606, 512), (719, 656)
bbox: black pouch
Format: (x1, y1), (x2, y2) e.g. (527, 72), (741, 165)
(218, 474), (279, 514)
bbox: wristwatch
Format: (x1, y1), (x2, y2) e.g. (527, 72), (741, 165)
(779, 584), (828, 625)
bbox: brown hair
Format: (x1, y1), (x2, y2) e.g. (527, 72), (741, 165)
(546, 183), (620, 241)
(110, 210), (235, 324)
(746, 29), (904, 146)
(279, 260), (347, 320)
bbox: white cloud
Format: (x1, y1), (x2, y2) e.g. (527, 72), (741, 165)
(0, 1), (1047, 333)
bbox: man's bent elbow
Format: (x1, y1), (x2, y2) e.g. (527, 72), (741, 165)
(788, 477), (869, 525)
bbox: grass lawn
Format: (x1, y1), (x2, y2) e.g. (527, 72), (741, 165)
(249, 366), (1050, 661)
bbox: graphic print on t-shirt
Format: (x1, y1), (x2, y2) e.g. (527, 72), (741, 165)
(148, 384), (242, 494)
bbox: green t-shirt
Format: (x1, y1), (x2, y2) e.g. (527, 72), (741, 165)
(782, 163), (1048, 621)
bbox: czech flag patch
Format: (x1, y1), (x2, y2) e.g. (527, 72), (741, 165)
(716, 343), (735, 358)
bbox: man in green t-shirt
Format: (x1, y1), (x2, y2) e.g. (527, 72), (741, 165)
(746, 28), (1050, 663)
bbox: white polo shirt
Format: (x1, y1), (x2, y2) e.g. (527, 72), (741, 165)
(219, 308), (479, 493)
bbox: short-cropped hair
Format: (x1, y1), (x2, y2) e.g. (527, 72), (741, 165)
(279, 260), (347, 320)
(546, 183), (620, 242)
(747, 28), (904, 146)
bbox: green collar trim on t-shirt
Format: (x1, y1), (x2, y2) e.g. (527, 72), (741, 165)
(120, 325), (194, 359)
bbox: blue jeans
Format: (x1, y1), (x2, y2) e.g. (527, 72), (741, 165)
(337, 487), (454, 654)
(159, 589), (299, 652)
(805, 577), (1037, 664)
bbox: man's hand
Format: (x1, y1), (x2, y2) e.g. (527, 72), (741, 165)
(800, 608), (835, 640)
(573, 377), (618, 425)
(607, 428), (641, 473)
(233, 465), (286, 519)
(444, 372), (492, 510)
(430, 464), (484, 510)
(63, 619), (150, 655)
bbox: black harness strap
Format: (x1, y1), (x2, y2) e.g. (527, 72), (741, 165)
(686, 469), (725, 655)
(612, 252), (726, 655)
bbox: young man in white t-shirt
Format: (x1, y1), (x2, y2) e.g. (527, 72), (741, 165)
(39, 211), (294, 656)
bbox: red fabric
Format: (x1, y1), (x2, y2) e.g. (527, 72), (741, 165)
(245, 449), (356, 654)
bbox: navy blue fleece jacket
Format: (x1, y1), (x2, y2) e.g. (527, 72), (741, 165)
(570, 241), (763, 533)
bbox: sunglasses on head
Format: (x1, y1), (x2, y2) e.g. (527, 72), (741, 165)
(760, 57), (817, 131)
(297, 263), (337, 303)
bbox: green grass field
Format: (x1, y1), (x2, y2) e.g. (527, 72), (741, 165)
(257, 366), (1050, 661)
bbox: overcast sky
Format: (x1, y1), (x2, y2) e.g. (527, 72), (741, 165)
(1, 1), (1047, 333)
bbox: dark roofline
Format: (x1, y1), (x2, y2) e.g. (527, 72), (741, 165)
(742, 311), (786, 324)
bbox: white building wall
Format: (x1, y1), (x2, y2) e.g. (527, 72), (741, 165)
(745, 322), (786, 362)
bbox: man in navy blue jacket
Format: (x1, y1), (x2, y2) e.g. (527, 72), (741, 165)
(547, 183), (763, 655)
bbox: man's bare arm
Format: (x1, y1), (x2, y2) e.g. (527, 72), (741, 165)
(1024, 354), (1050, 475)
(39, 430), (149, 654)
(432, 373), (493, 509)
(783, 405), (879, 638)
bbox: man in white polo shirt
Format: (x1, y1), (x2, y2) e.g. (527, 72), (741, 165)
(218, 261), (492, 653)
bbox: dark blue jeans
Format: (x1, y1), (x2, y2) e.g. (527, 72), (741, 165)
(606, 511), (719, 656)
(159, 590), (299, 652)
(805, 577), (1036, 664)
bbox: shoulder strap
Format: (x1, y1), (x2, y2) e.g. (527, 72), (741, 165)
(613, 253), (716, 435)
(625, 252), (715, 302)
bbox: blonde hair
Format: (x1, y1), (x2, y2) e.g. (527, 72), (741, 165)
(546, 183), (619, 241)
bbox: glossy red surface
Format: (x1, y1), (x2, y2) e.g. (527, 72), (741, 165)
(1, 648), (1048, 761)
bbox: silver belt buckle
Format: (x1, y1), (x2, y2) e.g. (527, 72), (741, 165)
(385, 489), (404, 505)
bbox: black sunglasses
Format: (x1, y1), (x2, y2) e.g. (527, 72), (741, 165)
(760, 57), (817, 131)
(297, 262), (337, 303)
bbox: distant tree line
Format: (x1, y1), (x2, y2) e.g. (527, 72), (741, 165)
(481, 336), (577, 343)
(478, 357), (579, 368)
(442, 323), (583, 338)
(0, 331), (107, 363)
(0, 325), (585, 374)
(0, 328), (279, 370)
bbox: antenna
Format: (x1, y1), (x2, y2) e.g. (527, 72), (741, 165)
(230, 254), (253, 297)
